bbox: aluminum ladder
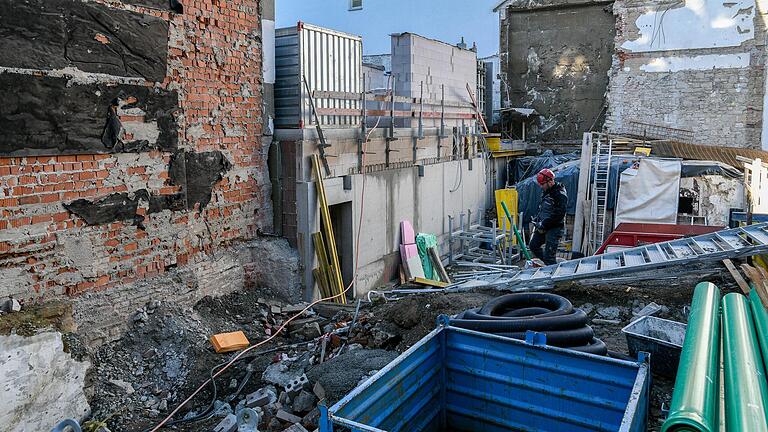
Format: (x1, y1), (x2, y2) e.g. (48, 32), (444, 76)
(511, 223), (768, 287)
(588, 136), (612, 254)
(449, 224), (768, 290)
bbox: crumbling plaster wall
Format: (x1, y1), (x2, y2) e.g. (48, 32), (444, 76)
(1, 331), (90, 431)
(606, 0), (768, 148)
(679, 175), (745, 225)
(0, 0), (286, 340)
(499, 0), (616, 141)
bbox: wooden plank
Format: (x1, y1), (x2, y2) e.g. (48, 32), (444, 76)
(312, 155), (347, 304)
(723, 259), (751, 295)
(412, 277), (449, 288)
(363, 109), (413, 117)
(371, 94), (412, 104)
(741, 264), (768, 310)
(572, 133), (593, 255)
(369, 94), (472, 108)
(312, 232), (333, 298)
(315, 108), (366, 117)
(314, 108), (476, 119)
(428, 246), (451, 284)
(312, 90), (361, 100)
(312, 268), (330, 299)
(755, 266), (768, 310)
(418, 111), (476, 119)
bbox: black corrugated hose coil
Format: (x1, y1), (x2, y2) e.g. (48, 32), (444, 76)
(449, 293), (608, 355)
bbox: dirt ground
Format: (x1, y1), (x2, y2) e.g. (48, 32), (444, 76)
(11, 260), (738, 431)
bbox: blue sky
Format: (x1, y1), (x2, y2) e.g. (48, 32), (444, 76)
(275, 0), (501, 57)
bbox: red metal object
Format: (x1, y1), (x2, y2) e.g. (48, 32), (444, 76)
(596, 223), (725, 254)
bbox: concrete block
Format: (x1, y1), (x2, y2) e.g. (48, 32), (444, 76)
(276, 409), (303, 424)
(213, 414), (237, 432)
(1, 298), (21, 313)
(246, 387), (277, 407)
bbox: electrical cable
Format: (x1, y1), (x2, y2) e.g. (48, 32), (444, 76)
(148, 73), (381, 432)
(144, 343), (306, 430)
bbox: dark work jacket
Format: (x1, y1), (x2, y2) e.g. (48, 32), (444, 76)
(536, 182), (568, 230)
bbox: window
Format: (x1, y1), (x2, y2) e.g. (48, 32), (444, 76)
(349, 0), (362, 11)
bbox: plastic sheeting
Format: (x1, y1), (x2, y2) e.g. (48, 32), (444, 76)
(614, 159), (682, 226)
(515, 157), (635, 224)
(508, 150), (580, 184)
(513, 155), (741, 225)
(416, 233), (438, 280)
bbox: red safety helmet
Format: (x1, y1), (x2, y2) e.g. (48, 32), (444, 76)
(536, 168), (555, 186)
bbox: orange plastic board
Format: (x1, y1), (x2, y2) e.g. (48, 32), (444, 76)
(210, 331), (250, 353)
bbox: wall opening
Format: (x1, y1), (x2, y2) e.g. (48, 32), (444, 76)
(330, 201), (354, 295)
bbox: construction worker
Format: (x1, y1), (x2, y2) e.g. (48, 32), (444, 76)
(530, 168), (567, 265)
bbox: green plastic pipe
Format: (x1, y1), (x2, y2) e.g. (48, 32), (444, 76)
(662, 282), (721, 432)
(499, 201), (532, 260)
(722, 293), (768, 432)
(749, 287), (768, 370)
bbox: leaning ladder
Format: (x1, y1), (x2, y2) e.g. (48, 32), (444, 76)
(588, 136), (612, 254)
(508, 223), (768, 287)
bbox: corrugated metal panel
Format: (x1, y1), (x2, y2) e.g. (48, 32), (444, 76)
(330, 327), (443, 431)
(322, 326), (650, 432)
(275, 23), (362, 129)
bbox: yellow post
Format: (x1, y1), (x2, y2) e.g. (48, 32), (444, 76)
(495, 188), (519, 244)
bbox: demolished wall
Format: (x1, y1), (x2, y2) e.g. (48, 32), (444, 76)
(606, 0), (768, 148)
(498, 0), (616, 141)
(0, 0), (281, 339)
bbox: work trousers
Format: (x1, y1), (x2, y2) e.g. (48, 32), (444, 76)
(529, 226), (563, 266)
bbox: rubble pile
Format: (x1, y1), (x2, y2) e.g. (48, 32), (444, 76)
(82, 274), (720, 431)
(86, 291), (426, 431)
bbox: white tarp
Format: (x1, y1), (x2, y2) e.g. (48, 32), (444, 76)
(614, 158), (682, 227)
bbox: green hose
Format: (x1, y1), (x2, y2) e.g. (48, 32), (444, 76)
(500, 201), (531, 260)
(722, 293), (768, 431)
(662, 282), (721, 432)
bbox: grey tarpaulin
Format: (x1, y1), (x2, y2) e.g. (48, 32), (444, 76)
(513, 155), (741, 225)
(508, 150), (580, 184)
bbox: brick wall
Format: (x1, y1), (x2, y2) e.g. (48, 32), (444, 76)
(0, 0), (271, 303)
(606, 0), (767, 148)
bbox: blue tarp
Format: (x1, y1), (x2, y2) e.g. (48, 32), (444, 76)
(514, 156), (741, 224)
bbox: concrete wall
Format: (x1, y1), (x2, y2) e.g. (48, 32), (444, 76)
(499, 0), (616, 141)
(606, 0), (768, 149)
(391, 33), (478, 128)
(274, 127), (490, 298)
(363, 54), (392, 72)
(2, 332), (90, 431)
(481, 54), (503, 127)
(0, 0), (280, 329)
(363, 64), (388, 91)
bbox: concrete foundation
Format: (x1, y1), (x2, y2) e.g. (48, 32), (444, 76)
(274, 127), (491, 299)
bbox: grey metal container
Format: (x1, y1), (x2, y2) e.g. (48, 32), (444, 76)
(275, 22), (362, 129)
(622, 315), (687, 378)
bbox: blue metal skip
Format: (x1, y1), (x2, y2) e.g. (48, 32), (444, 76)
(320, 323), (650, 432)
